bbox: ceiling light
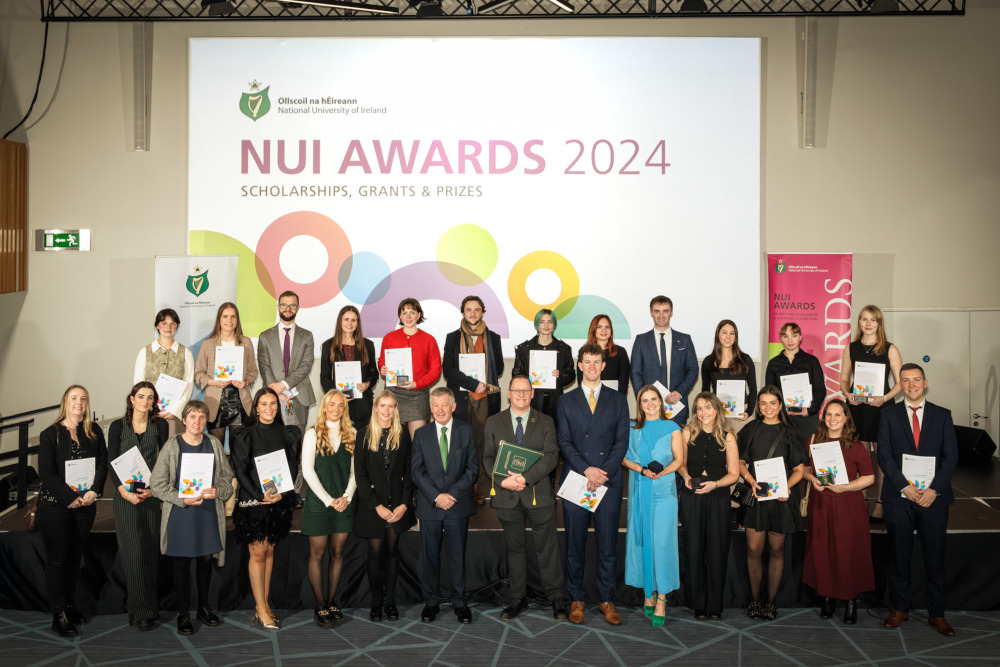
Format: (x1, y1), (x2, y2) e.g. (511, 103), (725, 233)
(274, 0), (400, 13)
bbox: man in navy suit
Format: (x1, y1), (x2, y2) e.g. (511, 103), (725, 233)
(557, 343), (630, 625)
(411, 387), (479, 624)
(877, 363), (958, 636)
(630, 295), (698, 424)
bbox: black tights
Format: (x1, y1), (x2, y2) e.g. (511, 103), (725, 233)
(366, 528), (401, 606)
(173, 555), (213, 614)
(746, 529), (786, 604)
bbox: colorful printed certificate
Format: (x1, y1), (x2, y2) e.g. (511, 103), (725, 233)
(384, 348), (413, 387)
(753, 456), (789, 501)
(901, 454), (935, 495)
(64, 458), (96, 495)
(528, 350), (558, 390)
(854, 362), (886, 397)
(716, 380), (746, 417)
(110, 447), (153, 492)
(154, 373), (188, 418)
(178, 452), (214, 497)
(556, 469), (608, 513)
(213, 345), (244, 381)
(652, 381), (683, 418)
(459, 353), (486, 388)
(334, 361), (363, 398)
(254, 449), (295, 494)
(809, 440), (849, 486)
(779, 373), (812, 410)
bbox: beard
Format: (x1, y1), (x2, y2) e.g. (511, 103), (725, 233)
(279, 312), (296, 323)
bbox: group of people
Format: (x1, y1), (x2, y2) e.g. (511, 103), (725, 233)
(35, 294), (958, 639)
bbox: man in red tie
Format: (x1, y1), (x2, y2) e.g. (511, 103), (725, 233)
(876, 363), (958, 636)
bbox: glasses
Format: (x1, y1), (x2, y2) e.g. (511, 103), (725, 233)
(278, 303), (299, 311)
(509, 389), (532, 394)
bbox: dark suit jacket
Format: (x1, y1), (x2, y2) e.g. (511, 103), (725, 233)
(442, 328), (504, 422)
(482, 408), (559, 508)
(877, 400), (958, 506)
(38, 423), (109, 506)
(556, 385), (630, 488)
(630, 329), (699, 407)
(354, 426), (417, 535)
(411, 418), (479, 520)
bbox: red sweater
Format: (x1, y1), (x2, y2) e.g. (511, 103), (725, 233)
(378, 328), (442, 390)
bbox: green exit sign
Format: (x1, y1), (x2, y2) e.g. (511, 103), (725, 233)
(35, 229), (92, 252)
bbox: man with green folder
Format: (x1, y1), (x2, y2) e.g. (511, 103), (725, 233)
(483, 375), (567, 621)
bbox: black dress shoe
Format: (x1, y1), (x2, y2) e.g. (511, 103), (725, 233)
(177, 613), (194, 635)
(64, 604), (88, 626)
(501, 598), (529, 621)
(315, 607), (334, 627)
(552, 599), (568, 621)
(137, 618), (156, 631)
(843, 598), (858, 625)
(820, 597), (835, 619)
(708, 611), (722, 620)
(197, 606), (221, 626)
(455, 605), (472, 624)
(370, 606), (383, 622)
(327, 605), (344, 622)
(384, 604), (399, 621)
(421, 604), (440, 623)
(51, 611), (79, 638)
(694, 609), (708, 620)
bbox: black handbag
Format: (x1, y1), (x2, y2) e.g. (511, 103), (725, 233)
(24, 484), (41, 533)
(731, 426), (784, 507)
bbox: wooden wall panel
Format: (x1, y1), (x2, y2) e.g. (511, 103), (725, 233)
(0, 139), (27, 293)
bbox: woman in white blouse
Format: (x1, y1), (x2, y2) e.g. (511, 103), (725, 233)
(300, 389), (356, 627)
(134, 308), (194, 428)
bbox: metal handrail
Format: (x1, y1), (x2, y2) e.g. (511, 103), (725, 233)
(0, 404), (59, 424)
(0, 405), (58, 509)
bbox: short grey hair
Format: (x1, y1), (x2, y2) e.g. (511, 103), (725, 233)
(429, 386), (455, 404)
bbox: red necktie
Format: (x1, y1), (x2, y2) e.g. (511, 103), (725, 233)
(910, 405), (921, 451)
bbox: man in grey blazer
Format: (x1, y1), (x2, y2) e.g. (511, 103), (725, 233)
(257, 290), (316, 432)
(483, 375), (567, 621)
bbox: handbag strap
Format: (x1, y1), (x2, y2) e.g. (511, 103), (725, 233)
(752, 427), (785, 477)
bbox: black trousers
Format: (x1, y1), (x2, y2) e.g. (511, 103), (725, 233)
(113, 493), (161, 620)
(37, 501), (96, 613)
(420, 515), (469, 607)
(884, 499), (949, 617)
(679, 489), (731, 614)
(496, 499), (565, 602)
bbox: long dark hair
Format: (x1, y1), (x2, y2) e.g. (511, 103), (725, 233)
(707, 319), (747, 376)
(586, 314), (619, 357)
(327, 304), (370, 366)
(815, 398), (859, 449)
(753, 385), (794, 427)
(124, 381), (162, 426)
(246, 387), (285, 427)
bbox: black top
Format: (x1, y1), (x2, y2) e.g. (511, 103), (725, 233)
(847, 339), (896, 440)
(320, 337), (379, 426)
(511, 336), (576, 421)
(106, 417), (169, 488)
(700, 353), (758, 415)
(231, 422), (302, 502)
(353, 425), (416, 536)
(38, 422), (108, 507)
(576, 346), (630, 394)
(764, 349), (826, 417)
(738, 420), (807, 478)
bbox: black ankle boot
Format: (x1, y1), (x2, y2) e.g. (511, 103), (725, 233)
(64, 603), (88, 625)
(844, 598), (858, 624)
(52, 611), (79, 638)
(820, 596), (835, 619)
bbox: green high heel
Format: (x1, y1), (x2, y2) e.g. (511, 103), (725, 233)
(644, 593), (656, 617)
(652, 595), (668, 627)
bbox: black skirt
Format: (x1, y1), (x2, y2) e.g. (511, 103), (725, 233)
(232, 495), (294, 546)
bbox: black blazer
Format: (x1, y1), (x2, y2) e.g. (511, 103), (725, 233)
(442, 328), (504, 421)
(354, 425), (417, 535)
(482, 408), (559, 508)
(106, 418), (169, 488)
(877, 400), (958, 506)
(411, 419), (479, 520)
(38, 422), (108, 507)
(320, 337), (379, 426)
(511, 336), (576, 420)
(230, 423), (302, 503)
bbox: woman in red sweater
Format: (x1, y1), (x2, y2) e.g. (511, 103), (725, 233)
(378, 298), (442, 439)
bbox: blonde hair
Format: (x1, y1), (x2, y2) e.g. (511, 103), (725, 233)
(314, 389), (355, 455)
(854, 305), (888, 356)
(684, 392), (733, 452)
(366, 390), (404, 452)
(53, 385), (96, 441)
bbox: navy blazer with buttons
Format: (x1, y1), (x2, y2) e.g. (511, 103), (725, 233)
(877, 399), (958, 506)
(630, 328), (699, 418)
(411, 418), (479, 520)
(556, 385), (630, 488)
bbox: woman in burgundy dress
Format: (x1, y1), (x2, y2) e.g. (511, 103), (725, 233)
(802, 399), (875, 624)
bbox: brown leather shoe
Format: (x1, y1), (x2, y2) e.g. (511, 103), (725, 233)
(474, 484), (485, 506)
(928, 616), (955, 636)
(599, 602), (622, 626)
(568, 601), (585, 624)
(883, 610), (909, 628)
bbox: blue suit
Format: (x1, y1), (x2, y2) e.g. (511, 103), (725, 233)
(412, 418), (479, 606)
(557, 385), (629, 603)
(630, 329), (699, 424)
(877, 400), (957, 617)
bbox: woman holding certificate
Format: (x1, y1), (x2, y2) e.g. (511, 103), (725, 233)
(575, 314), (630, 394)
(37, 385), (108, 638)
(378, 298), (442, 439)
(133, 308), (194, 429)
(321, 305), (379, 429)
(838, 305), (901, 521)
(107, 382), (169, 631)
(230, 388), (302, 630)
(678, 392), (740, 620)
(738, 386), (807, 621)
(764, 322), (825, 440)
(622, 385), (685, 627)
(802, 399), (874, 623)
(354, 390), (416, 622)
(301, 389), (357, 627)
(194, 302), (259, 445)
(511, 309), (576, 422)
(700, 319), (757, 427)
(150, 400), (233, 636)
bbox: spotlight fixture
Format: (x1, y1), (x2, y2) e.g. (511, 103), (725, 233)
(869, 0), (899, 12)
(271, 0), (400, 13)
(407, 0), (445, 16)
(202, 0), (238, 16)
(479, 0), (517, 11)
(679, 0), (707, 11)
(546, 0), (574, 11)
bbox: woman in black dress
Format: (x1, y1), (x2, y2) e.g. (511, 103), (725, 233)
(764, 322), (825, 440)
(738, 386), (807, 621)
(107, 382), (169, 630)
(320, 304), (379, 428)
(37, 385), (108, 637)
(838, 305), (902, 520)
(575, 314), (630, 394)
(354, 390), (416, 622)
(231, 388), (302, 630)
(701, 319), (757, 425)
(511, 308), (575, 422)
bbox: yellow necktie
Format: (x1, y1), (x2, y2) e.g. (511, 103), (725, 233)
(589, 389), (596, 414)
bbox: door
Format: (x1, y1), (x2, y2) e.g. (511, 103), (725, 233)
(970, 311), (1000, 456)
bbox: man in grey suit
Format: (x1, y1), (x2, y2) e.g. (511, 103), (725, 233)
(483, 375), (567, 621)
(257, 290), (316, 432)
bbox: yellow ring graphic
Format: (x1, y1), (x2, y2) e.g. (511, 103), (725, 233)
(507, 251), (580, 321)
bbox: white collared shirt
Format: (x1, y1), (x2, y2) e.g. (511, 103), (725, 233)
(133, 338), (195, 387)
(905, 398), (926, 436)
(435, 418), (454, 453)
(582, 381), (602, 404)
(654, 327), (673, 378)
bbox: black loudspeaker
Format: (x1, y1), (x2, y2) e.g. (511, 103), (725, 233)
(954, 426), (998, 465)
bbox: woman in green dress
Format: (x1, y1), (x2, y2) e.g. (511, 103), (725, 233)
(301, 389), (357, 627)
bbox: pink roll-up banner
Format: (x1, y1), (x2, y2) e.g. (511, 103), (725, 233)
(767, 253), (853, 403)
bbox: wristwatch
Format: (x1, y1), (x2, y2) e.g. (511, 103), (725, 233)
(640, 466), (648, 476)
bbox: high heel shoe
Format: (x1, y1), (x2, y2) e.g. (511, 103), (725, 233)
(820, 596), (835, 619)
(267, 607), (281, 628)
(644, 597), (655, 617)
(844, 598), (858, 625)
(652, 595), (667, 627)
(761, 602), (777, 621)
(746, 600), (762, 619)
(253, 611), (279, 630)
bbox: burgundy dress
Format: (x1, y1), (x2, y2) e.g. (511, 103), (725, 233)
(802, 439), (875, 599)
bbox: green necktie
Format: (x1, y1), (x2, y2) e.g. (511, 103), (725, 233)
(439, 426), (448, 470)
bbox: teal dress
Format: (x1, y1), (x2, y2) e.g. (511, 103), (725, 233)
(301, 439), (355, 536)
(625, 419), (680, 598)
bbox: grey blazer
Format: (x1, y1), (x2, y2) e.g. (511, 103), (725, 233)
(257, 323), (317, 410)
(482, 408), (559, 509)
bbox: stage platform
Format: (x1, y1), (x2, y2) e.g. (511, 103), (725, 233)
(2, 460), (998, 615)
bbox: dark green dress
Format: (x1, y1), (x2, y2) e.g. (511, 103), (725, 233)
(301, 433), (355, 535)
